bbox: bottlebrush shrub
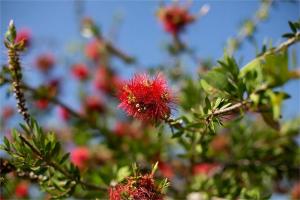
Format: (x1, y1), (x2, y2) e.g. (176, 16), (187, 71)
(1, 10), (300, 200)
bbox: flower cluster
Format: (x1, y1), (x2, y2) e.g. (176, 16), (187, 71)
(118, 73), (174, 122)
(157, 4), (195, 36)
(109, 173), (164, 200)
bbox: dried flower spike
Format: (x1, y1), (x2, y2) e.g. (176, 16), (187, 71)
(4, 20), (31, 124)
(118, 73), (175, 123)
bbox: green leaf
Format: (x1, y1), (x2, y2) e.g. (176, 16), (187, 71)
(288, 21), (297, 33)
(282, 33), (295, 38)
(116, 166), (130, 182)
(60, 153), (70, 164)
(51, 142), (61, 158)
(3, 137), (10, 150)
(261, 112), (280, 130)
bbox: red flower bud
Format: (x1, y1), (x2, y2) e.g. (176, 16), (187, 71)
(72, 63), (89, 80)
(2, 106), (14, 121)
(58, 106), (70, 121)
(85, 39), (104, 61)
(15, 182), (29, 198)
(71, 147), (90, 170)
(158, 161), (174, 179)
(15, 28), (31, 48)
(192, 163), (221, 177)
(35, 99), (49, 110)
(35, 53), (55, 73)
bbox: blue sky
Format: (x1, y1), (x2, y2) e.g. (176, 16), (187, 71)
(0, 0), (299, 121)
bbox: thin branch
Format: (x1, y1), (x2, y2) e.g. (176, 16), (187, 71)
(273, 32), (300, 54)
(95, 33), (135, 64)
(211, 100), (251, 116)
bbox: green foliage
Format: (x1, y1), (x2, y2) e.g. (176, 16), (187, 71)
(240, 50), (289, 91)
(201, 56), (244, 100)
(1, 119), (80, 199)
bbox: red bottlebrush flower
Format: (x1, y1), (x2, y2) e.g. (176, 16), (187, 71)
(114, 121), (141, 138)
(158, 162), (174, 179)
(58, 106), (70, 121)
(118, 73), (174, 122)
(15, 182), (29, 198)
(35, 99), (49, 110)
(157, 5), (195, 35)
(85, 39), (104, 61)
(192, 163), (221, 177)
(35, 53), (55, 73)
(291, 182), (300, 200)
(94, 67), (122, 95)
(84, 96), (105, 113)
(109, 173), (164, 200)
(15, 28), (31, 48)
(72, 63), (89, 80)
(70, 147), (90, 170)
(2, 106), (14, 121)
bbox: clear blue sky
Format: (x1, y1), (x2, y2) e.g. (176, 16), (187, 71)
(0, 0), (299, 121)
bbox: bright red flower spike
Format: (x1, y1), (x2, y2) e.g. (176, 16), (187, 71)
(109, 173), (164, 200)
(158, 5), (195, 36)
(118, 73), (174, 123)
